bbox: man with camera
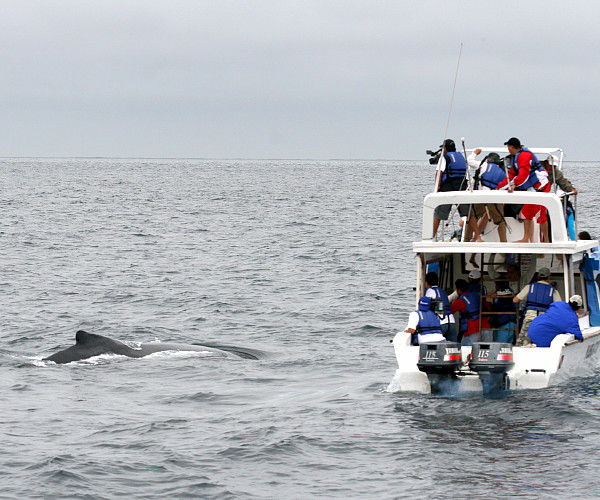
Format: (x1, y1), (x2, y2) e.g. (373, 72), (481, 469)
(424, 271), (457, 342)
(431, 139), (470, 239)
(403, 296), (447, 345)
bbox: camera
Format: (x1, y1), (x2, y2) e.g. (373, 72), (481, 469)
(430, 299), (446, 319)
(426, 148), (442, 165)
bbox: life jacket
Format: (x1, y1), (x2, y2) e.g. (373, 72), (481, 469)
(525, 282), (555, 312)
(468, 282), (488, 296)
(459, 291), (480, 333)
(491, 295), (516, 327)
(509, 147), (546, 191)
(430, 286), (451, 315)
(479, 162), (507, 189)
(441, 152), (467, 184)
(413, 310), (443, 345)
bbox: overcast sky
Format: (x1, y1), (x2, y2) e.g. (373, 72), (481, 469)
(1, 1), (598, 159)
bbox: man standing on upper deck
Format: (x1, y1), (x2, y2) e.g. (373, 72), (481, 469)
(468, 149), (508, 242)
(432, 139), (472, 239)
(497, 137), (550, 243)
(538, 155), (579, 242)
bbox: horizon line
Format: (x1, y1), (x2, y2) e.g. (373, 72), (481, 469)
(0, 155), (594, 163)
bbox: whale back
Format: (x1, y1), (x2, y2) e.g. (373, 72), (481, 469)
(44, 330), (134, 364)
(44, 330), (265, 364)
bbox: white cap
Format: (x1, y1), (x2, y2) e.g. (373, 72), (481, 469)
(569, 295), (583, 307)
(468, 270), (482, 280)
(546, 154), (560, 165)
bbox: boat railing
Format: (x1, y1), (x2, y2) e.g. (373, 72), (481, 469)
(422, 190), (569, 242)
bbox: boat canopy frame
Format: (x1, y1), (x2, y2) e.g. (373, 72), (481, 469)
(422, 190), (573, 243)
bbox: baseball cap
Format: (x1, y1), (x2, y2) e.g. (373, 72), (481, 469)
(538, 267), (551, 278)
(468, 270), (481, 279)
(569, 295), (583, 307)
(440, 139), (455, 150)
(418, 296), (433, 311)
(504, 137), (522, 148)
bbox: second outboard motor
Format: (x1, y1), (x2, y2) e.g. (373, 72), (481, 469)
(417, 342), (462, 394)
(469, 342), (514, 394)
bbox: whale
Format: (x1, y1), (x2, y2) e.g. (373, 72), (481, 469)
(43, 330), (263, 364)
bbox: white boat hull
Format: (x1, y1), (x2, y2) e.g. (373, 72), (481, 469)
(387, 329), (600, 394)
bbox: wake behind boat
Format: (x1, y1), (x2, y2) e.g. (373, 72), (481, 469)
(387, 143), (600, 394)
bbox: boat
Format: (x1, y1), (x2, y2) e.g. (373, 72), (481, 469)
(387, 146), (600, 394)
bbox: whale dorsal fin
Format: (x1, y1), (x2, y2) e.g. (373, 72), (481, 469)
(75, 330), (105, 345)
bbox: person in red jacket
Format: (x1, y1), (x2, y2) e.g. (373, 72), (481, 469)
(497, 137), (550, 243)
(450, 279), (491, 345)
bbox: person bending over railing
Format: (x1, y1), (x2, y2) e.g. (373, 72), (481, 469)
(527, 296), (584, 347)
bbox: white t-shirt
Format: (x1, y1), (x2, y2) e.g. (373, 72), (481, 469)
(405, 311), (446, 344)
(468, 153), (506, 191)
(425, 288), (455, 324)
(435, 154), (447, 172)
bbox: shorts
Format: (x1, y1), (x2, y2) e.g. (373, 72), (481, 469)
(521, 204), (548, 223)
(434, 203), (471, 220)
(473, 203), (505, 225)
(520, 183), (551, 223)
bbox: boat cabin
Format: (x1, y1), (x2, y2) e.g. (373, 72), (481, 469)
(415, 147), (600, 336)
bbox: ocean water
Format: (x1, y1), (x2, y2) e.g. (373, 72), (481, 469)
(1, 158), (599, 498)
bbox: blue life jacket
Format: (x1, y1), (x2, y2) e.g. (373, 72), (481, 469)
(441, 152), (467, 184)
(459, 291), (480, 332)
(480, 162), (507, 189)
(413, 310), (443, 345)
(491, 295), (516, 327)
(430, 286), (451, 315)
(468, 282), (488, 296)
(525, 282), (555, 312)
(510, 147), (544, 190)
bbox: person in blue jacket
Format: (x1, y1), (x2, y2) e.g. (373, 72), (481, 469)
(527, 295), (585, 347)
(404, 296), (447, 345)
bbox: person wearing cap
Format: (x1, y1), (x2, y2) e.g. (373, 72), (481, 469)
(538, 156), (579, 242)
(450, 279), (490, 345)
(527, 296), (584, 347)
(540, 156), (577, 195)
(513, 267), (561, 345)
(424, 271), (457, 342)
(497, 137), (550, 243)
(467, 148), (508, 242)
(488, 281), (517, 343)
(433, 139), (472, 239)
(404, 296), (447, 345)
(447, 269), (486, 302)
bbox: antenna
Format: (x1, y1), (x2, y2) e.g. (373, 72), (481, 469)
(443, 42), (463, 141)
(434, 43), (464, 194)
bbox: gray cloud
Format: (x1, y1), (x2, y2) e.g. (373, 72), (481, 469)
(1, 1), (599, 158)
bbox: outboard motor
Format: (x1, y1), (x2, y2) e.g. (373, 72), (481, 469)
(469, 342), (514, 394)
(417, 342), (462, 394)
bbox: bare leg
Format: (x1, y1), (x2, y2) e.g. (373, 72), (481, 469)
(477, 214), (489, 236)
(463, 219), (473, 242)
(497, 222), (507, 243)
(514, 219), (534, 243)
(469, 217), (484, 242)
(469, 253), (479, 268)
(540, 221), (549, 242)
(433, 218), (441, 240)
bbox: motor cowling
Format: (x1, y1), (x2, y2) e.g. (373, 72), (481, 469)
(469, 342), (514, 373)
(417, 342), (462, 375)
